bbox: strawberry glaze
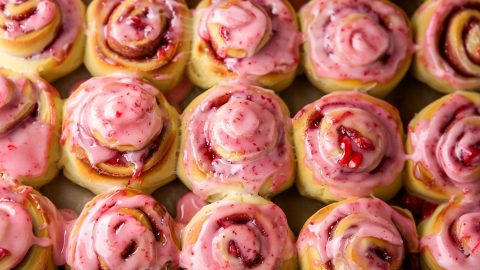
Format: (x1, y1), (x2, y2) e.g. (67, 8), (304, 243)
(179, 196), (296, 269)
(0, 0), (83, 61)
(408, 93), (480, 196)
(0, 73), (57, 180)
(198, 0), (301, 77)
(300, 0), (412, 82)
(297, 198), (418, 269)
(294, 92), (405, 198)
(0, 183), (68, 268)
(422, 198), (480, 269)
(1, 0), (57, 39)
(417, 0), (480, 89)
(97, 0), (186, 61)
(66, 189), (180, 270)
(181, 82), (293, 199)
(62, 74), (165, 173)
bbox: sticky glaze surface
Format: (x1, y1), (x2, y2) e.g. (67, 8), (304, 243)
(43, 0), (444, 238)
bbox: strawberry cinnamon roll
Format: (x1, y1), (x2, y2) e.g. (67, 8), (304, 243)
(0, 0), (85, 81)
(177, 82), (295, 200)
(406, 91), (480, 202)
(413, 0), (480, 93)
(0, 183), (68, 270)
(180, 193), (297, 269)
(297, 197), (419, 270)
(293, 91), (405, 203)
(420, 198), (480, 270)
(61, 74), (179, 194)
(188, 0), (301, 91)
(299, 0), (413, 97)
(66, 188), (180, 270)
(85, 0), (191, 92)
(0, 68), (62, 188)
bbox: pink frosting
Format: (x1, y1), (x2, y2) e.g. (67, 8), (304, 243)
(66, 189), (180, 270)
(418, 0), (480, 89)
(0, 74), (57, 180)
(294, 91), (405, 198)
(107, 2), (164, 46)
(0, 0), (83, 61)
(301, 0), (412, 83)
(202, 0), (271, 58)
(198, 0), (301, 77)
(0, 183), (68, 268)
(409, 93), (480, 196)
(422, 199), (480, 269)
(180, 197), (296, 269)
(62, 75), (166, 175)
(181, 83), (293, 199)
(297, 198), (418, 269)
(98, 0), (186, 61)
(1, 0), (56, 38)
(176, 192), (207, 225)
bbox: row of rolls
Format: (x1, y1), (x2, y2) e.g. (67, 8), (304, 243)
(0, 64), (479, 268)
(3, 66), (478, 204)
(3, 182), (480, 270)
(4, 0), (480, 95)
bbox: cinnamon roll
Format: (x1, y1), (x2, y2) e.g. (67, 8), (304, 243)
(66, 188), (180, 269)
(177, 82), (295, 200)
(293, 91), (405, 203)
(299, 0), (413, 97)
(188, 0), (301, 91)
(0, 183), (68, 270)
(406, 91), (480, 202)
(61, 74), (179, 194)
(413, 0), (480, 93)
(297, 197), (419, 270)
(0, 0), (85, 81)
(419, 198), (480, 270)
(85, 0), (191, 92)
(180, 193), (297, 269)
(0, 68), (62, 188)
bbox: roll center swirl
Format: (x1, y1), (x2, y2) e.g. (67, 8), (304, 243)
(453, 213), (480, 257)
(107, 0), (166, 59)
(318, 108), (386, 172)
(219, 225), (262, 266)
(438, 115), (480, 183)
(0, 0), (61, 57)
(332, 14), (390, 66)
(1, 0), (56, 35)
(209, 99), (276, 161)
(85, 82), (163, 152)
(444, 9), (480, 77)
(93, 209), (156, 268)
(465, 18), (480, 64)
(206, 0), (272, 58)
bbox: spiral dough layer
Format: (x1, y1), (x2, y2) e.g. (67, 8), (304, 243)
(420, 198), (480, 270)
(0, 183), (67, 269)
(293, 91), (405, 202)
(297, 197), (419, 270)
(299, 0), (412, 96)
(407, 91), (480, 202)
(180, 193), (297, 269)
(413, 0), (480, 92)
(66, 188), (180, 270)
(178, 82), (294, 200)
